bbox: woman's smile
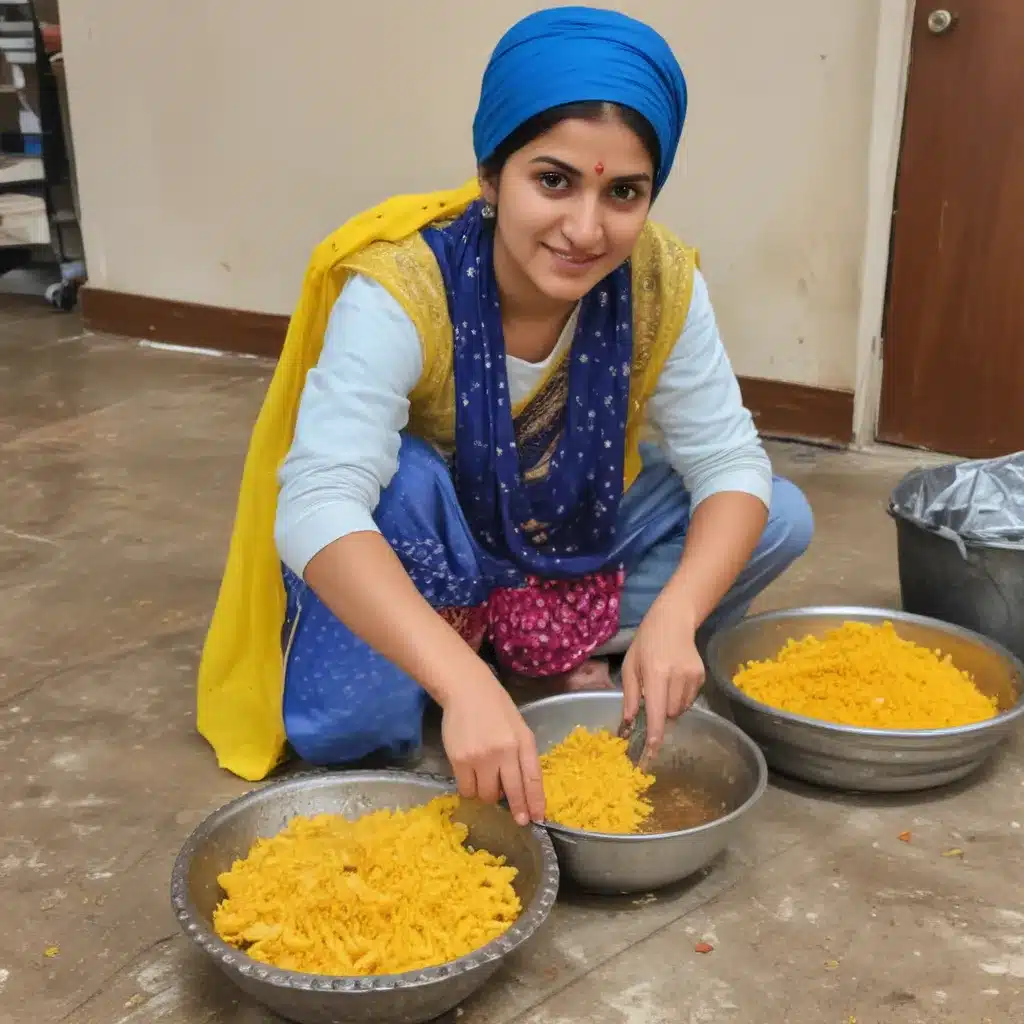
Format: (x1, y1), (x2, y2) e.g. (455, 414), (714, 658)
(542, 243), (605, 273)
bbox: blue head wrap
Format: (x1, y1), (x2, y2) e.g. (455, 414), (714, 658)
(473, 6), (687, 194)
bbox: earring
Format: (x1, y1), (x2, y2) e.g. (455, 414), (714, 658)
(481, 201), (496, 220)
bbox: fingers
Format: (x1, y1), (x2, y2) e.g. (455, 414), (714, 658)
(498, 726), (545, 826)
(642, 669), (668, 762)
(441, 677), (547, 825)
(660, 667), (703, 733)
(624, 627), (707, 768)
(455, 738), (545, 828)
(518, 732), (546, 823)
(474, 761), (502, 806)
(452, 759), (478, 803)
(498, 753), (530, 826)
(621, 647), (642, 723)
(669, 660), (706, 718)
(667, 672), (690, 719)
(687, 669), (706, 713)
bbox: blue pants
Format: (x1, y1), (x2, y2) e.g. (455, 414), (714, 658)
(282, 442), (813, 765)
(617, 462), (813, 640)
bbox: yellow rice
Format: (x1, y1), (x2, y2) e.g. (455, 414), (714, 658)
(733, 620), (999, 729)
(540, 726), (654, 833)
(212, 795), (520, 976)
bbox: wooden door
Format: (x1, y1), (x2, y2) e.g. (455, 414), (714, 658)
(879, 1), (1024, 457)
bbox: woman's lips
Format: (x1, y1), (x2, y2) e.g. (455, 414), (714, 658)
(543, 244), (603, 273)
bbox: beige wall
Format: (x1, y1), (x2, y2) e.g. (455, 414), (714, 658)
(61, 0), (882, 391)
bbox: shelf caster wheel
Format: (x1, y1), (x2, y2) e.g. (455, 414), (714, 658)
(45, 279), (80, 312)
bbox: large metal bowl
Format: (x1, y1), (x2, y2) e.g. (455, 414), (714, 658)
(518, 692), (767, 895)
(170, 771), (559, 1024)
(706, 606), (1024, 792)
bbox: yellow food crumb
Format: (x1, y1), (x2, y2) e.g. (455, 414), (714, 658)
(540, 726), (654, 833)
(213, 795), (520, 976)
(733, 621), (999, 729)
(43, 945), (59, 958)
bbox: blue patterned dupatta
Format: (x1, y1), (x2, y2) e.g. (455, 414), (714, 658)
(422, 201), (633, 577)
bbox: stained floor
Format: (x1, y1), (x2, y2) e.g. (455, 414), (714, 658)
(0, 304), (1020, 1024)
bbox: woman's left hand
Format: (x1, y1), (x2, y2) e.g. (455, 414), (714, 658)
(621, 589), (705, 763)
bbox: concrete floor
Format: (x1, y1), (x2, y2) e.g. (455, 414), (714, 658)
(1, 303), (1021, 1024)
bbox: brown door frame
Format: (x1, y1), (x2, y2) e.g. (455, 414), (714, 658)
(851, 0), (917, 447)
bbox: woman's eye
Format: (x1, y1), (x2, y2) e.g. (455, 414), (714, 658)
(539, 172), (569, 190)
(611, 184), (639, 202)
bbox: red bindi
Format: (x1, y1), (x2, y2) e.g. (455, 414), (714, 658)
(594, 162), (605, 176)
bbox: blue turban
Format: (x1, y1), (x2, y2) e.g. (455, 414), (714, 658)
(473, 6), (687, 193)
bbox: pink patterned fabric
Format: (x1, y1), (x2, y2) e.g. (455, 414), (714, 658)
(438, 605), (488, 652)
(440, 569), (624, 677)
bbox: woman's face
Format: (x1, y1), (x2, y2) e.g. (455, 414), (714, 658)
(483, 114), (655, 308)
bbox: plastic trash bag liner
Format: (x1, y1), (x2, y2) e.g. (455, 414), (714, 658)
(888, 451), (1024, 555)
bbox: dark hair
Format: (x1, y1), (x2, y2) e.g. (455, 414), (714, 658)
(479, 100), (660, 180)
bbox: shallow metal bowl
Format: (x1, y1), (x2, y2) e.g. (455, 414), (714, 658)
(170, 771), (559, 1024)
(706, 606), (1024, 792)
(518, 692), (767, 895)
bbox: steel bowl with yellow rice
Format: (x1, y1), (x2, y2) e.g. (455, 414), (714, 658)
(707, 606), (1024, 792)
(519, 691), (768, 894)
(171, 771), (558, 1024)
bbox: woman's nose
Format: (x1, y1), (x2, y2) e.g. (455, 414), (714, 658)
(562, 195), (604, 251)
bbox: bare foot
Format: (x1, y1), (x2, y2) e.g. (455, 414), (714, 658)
(499, 658), (614, 698)
(563, 658), (614, 691)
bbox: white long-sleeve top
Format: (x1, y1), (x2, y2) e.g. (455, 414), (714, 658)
(276, 268), (772, 577)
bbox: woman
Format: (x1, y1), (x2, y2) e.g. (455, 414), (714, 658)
(197, 7), (813, 823)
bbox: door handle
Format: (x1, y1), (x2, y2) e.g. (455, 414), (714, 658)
(927, 9), (957, 35)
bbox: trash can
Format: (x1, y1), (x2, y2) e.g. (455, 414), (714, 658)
(888, 453), (1024, 662)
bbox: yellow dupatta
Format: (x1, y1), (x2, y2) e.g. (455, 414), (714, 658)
(196, 180), (482, 782)
(197, 180), (697, 782)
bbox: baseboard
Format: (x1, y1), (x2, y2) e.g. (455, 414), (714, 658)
(81, 285), (288, 359)
(737, 375), (853, 445)
(81, 286), (854, 444)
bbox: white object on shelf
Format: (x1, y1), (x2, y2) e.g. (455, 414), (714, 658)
(0, 155), (41, 183)
(18, 105), (38, 133)
(0, 192), (48, 246)
(0, 49), (33, 65)
(0, 37), (33, 65)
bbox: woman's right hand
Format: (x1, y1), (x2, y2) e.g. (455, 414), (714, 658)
(440, 670), (546, 827)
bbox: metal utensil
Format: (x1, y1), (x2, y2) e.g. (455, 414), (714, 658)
(618, 699), (650, 770)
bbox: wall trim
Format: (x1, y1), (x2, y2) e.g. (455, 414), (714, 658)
(81, 285), (853, 445)
(737, 376), (853, 446)
(81, 285), (288, 359)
